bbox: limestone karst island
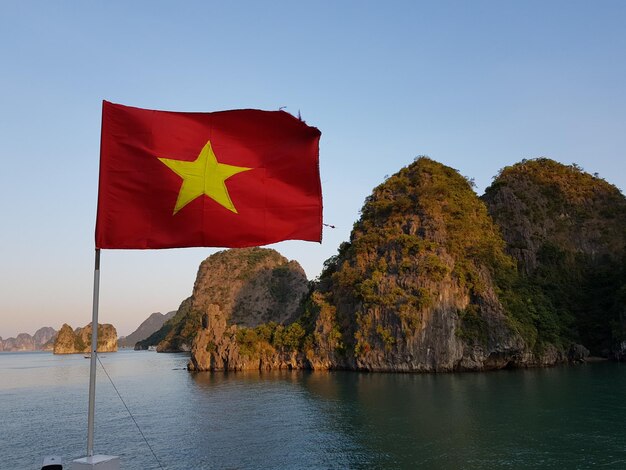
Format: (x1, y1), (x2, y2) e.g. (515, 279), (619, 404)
(9, 157), (622, 371)
(53, 323), (118, 354)
(132, 157), (625, 372)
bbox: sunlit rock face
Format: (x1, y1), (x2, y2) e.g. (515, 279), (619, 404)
(187, 157), (625, 372)
(152, 247), (309, 370)
(53, 323), (117, 354)
(307, 157), (526, 372)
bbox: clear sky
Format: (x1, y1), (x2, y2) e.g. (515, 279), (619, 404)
(1, 1), (625, 339)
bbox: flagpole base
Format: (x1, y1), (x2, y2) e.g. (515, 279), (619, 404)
(42, 455), (63, 469)
(71, 455), (120, 470)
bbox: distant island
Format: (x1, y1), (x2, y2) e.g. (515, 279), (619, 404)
(118, 311), (176, 348)
(0, 327), (57, 352)
(53, 323), (118, 354)
(1, 311), (176, 354)
(141, 157), (625, 372)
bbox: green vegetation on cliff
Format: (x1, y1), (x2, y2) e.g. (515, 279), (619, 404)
(235, 322), (307, 358)
(185, 156), (625, 371)
(142, 247), (309, 353)
(484, 158), (626, 356)
(308, 157), (526, 369)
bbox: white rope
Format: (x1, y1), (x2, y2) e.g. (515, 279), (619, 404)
(96, 355), (166, 470)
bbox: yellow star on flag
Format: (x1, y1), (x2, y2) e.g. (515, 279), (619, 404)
(158, 140), (252, 215)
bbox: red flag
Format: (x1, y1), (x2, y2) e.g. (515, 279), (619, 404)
(95, 101), (322, 249)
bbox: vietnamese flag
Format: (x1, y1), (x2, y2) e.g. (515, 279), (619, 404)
(95, 101), (322, 249)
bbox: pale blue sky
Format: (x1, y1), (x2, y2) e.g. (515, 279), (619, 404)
(1, 1), (625, 338)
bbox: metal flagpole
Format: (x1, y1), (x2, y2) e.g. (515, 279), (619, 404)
(87, 248), (101, 457)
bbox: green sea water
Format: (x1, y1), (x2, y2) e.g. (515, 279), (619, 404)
(1, 350), (624, 469)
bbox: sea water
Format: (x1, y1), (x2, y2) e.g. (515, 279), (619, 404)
(1, 350), (625, 469)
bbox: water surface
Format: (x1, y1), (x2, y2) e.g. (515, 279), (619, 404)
(1, 351), (624, 469)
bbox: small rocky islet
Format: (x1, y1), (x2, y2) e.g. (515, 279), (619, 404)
(140, 157), (626, 372)
(53, 323), (118, 354)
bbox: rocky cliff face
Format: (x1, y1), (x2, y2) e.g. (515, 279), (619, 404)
(191, 248), (308, 327)
(34, 327), (57, 351)
(188, 304), (307, 371)
(0, 327), (57, 352)
(483, 158), (626, 357)
(304, 157), (530, 372)
(483, 159), (626, 273)
(140, 247), (308, 362)
(183, 157), (622, 372)
(189, 158), (575, 373)
(53, 323), (118, 354)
